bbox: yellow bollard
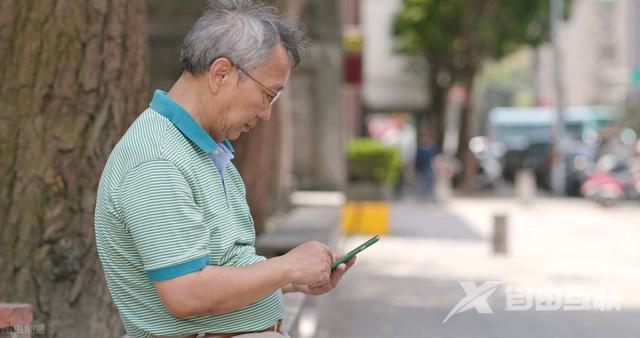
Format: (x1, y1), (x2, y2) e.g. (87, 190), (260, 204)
(341, 201), (389, 235)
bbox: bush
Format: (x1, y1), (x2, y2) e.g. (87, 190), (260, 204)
(346, 138), (401, 184)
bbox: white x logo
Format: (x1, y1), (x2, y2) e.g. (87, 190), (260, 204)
(442, 281), (503, 324)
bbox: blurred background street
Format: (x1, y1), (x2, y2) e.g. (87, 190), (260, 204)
(314, 195), (640, 338)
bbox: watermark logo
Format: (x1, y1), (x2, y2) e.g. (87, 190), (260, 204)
(442, 281), (503, 324)
(443, 281), (622, 324)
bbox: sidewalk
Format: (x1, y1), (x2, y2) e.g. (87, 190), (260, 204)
(312, 197), (640, 338)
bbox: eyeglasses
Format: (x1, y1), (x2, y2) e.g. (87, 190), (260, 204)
(233, 63), (282, 105)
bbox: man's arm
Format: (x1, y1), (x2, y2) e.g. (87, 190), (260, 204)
(154, 241), (334, 318)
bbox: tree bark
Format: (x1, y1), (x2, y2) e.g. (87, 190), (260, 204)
(425, 62), (449, 143)
(455, 0), (482, 191)
(418, 58), (452, 151)
(456, 69), (479, 191)
(233, 0), (309, 233)
(0, 0), (148, 336)
(232, 114), (280, 233)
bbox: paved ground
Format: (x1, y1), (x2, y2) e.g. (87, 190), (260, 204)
(311, 197), (640, 338)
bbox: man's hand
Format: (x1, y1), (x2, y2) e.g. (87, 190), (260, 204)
(279, 241), (334, 287)
(288, 253), (357, 296)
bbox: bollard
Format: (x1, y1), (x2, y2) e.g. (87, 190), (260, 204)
(493, 214), (508, 255)
(515, 169), (536, 204)
(434, 175), (451, 203)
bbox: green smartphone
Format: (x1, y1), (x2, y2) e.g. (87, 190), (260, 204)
(331, 235), (380, 270)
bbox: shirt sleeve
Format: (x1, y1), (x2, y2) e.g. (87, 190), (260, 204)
(116, 160), (210, 281)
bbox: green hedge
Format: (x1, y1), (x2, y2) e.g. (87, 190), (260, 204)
(346, 138), (401, 184)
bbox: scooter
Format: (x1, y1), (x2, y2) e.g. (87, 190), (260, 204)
(580, 154), (635, 206)
(581, 170), (625, 207)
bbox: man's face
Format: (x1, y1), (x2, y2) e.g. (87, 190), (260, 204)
(221, 44), (291, 140)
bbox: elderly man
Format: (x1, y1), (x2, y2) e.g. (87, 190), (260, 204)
(94, 1), (355, 337)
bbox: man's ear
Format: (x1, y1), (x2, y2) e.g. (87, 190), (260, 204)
(208, 58), (234, 93)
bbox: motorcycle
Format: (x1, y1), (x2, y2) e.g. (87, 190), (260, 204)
(581, 170), (625, 207)
(580, 154), (638, 206)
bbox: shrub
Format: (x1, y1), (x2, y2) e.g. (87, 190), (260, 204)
(346, 138), (401, 184)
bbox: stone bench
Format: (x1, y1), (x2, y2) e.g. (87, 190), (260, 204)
(255, 206), (340, 258)
(256, 205), (341, 337)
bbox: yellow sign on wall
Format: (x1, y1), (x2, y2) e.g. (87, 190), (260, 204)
(342, 27), (363, 54)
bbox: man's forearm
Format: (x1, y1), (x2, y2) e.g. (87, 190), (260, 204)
(154, 256), (291, 317)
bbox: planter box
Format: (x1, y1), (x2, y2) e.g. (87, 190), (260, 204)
(341, 201), (389, 235)
(342, 182), (391, 235)
(346, 181), (393, 201)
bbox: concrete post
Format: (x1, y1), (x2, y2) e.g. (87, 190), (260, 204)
(493, 214), (508, 255)
(434, 175), (452, 203)
(515, 168), (536, 204)
(309, 0), (346, 190)
(433, 154), (457, 203)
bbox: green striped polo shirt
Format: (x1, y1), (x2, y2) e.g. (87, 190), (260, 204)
(94, 90), (286, 337)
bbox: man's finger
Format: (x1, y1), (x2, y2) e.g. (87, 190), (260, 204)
(308, 281), (331, 295)
(331, 255), (357, 286)
(319, 242), (334, 262)
(330, 264), (347, 287)
(345, 255), (357, 269)
(320, 242), (332, 254)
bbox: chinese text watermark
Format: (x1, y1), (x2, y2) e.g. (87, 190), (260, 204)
(443, 281), (622, 324)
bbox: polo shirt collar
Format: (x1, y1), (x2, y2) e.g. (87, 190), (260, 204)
(149, 89), (235, 155)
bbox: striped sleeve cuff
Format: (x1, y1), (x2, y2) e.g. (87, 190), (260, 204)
(146, 255), (209, 281)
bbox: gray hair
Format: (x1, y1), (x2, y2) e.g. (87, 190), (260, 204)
(180, 0), (307, 75)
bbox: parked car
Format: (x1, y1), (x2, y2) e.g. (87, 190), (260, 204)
(486, 105), (616, 193)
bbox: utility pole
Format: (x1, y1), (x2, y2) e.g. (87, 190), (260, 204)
(550, 0), (567, 195)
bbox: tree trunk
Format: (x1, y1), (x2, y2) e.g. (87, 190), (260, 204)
(425, 64), (449, 143)
(455, 2), (481, 191)
(233, 114), (281, 233)
(0, 1), (148, 336)
(428, 59), (452, 150)
(456, 68), (478, 191)
(233, 0), (305, 233)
